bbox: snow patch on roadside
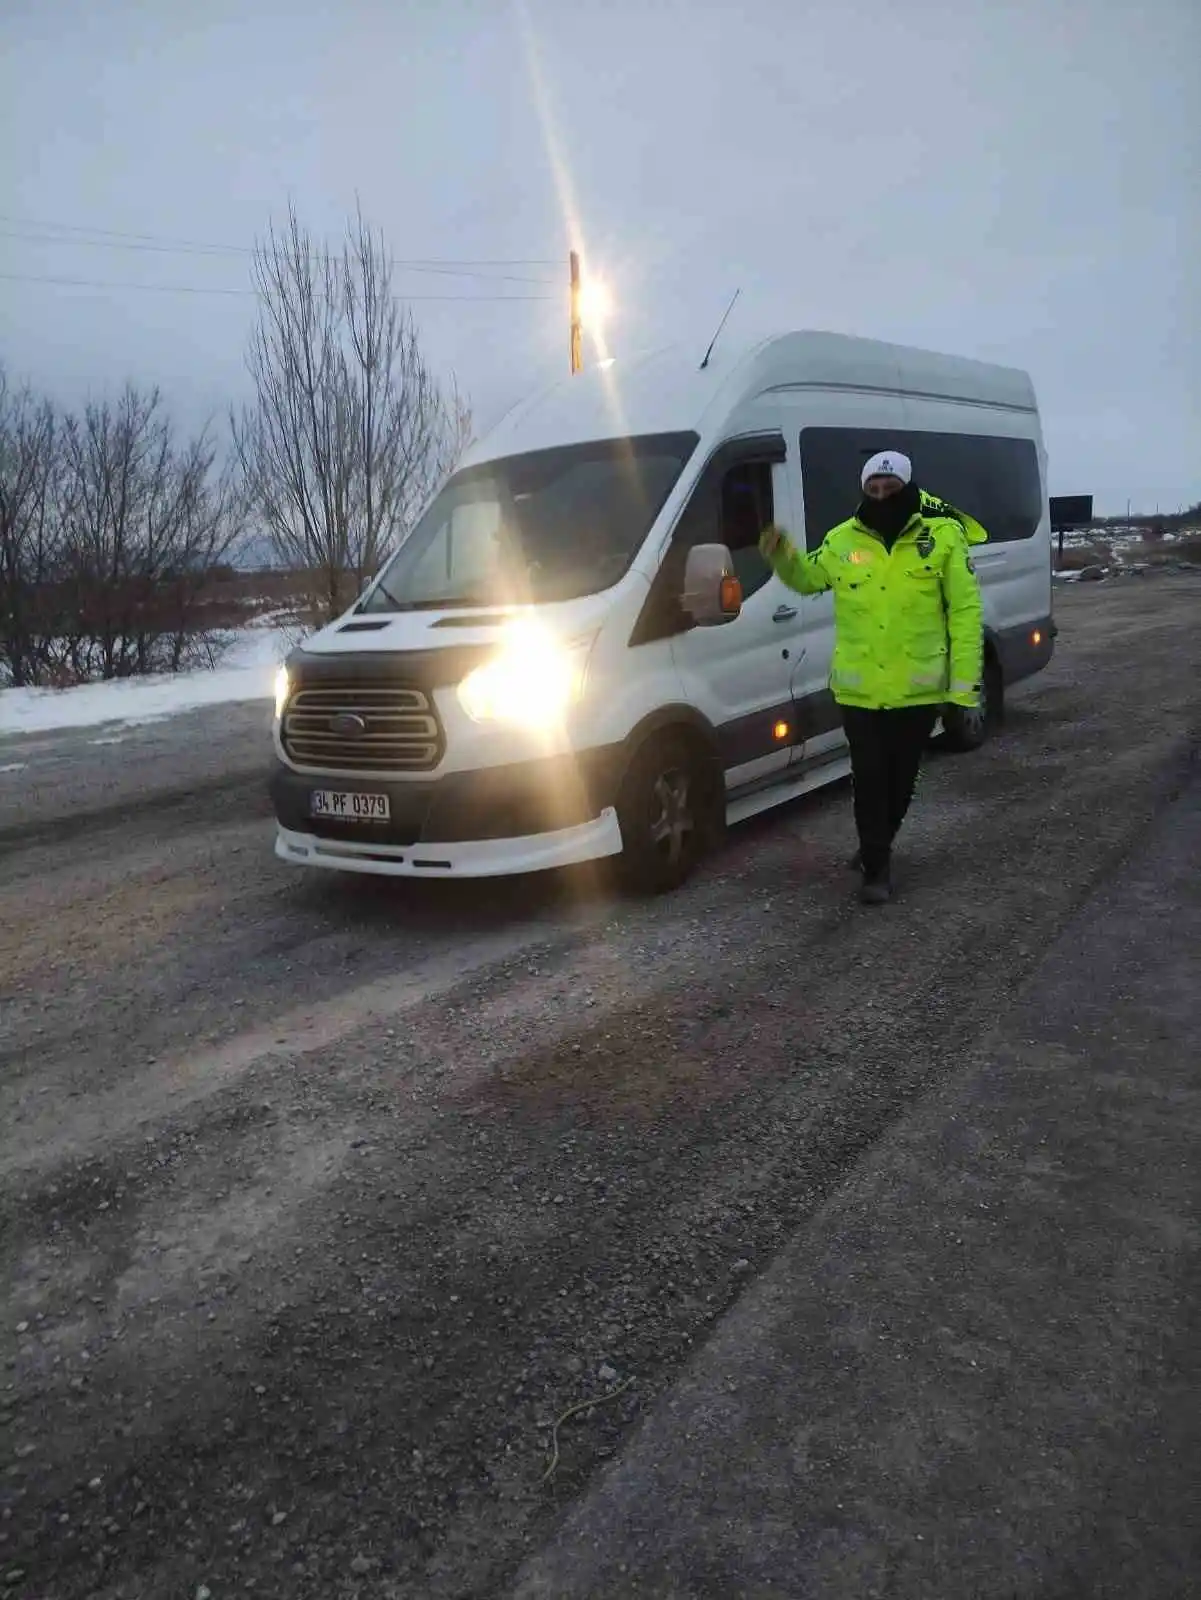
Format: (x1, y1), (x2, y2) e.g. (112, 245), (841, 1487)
(0, 624), (291, 737)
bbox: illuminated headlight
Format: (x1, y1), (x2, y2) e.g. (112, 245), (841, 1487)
(273, 665), (291, 721)
(457, 621), (591, 730)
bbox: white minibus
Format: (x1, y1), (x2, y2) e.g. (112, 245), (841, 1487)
(271, 331), (1054, 891)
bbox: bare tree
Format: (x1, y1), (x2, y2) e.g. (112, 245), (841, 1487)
(53, 385), (244, 681)
(2, 369), (245, 689)
(153, 445), (245, 673)
(0, 369), (63, 687)
(56, 385), (158, 679)
(232, 201), (472, 623)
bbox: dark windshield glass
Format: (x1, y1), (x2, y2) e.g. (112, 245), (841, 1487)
(361, 432), (698, 611)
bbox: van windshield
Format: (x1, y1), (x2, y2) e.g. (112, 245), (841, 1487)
(361, 431), (698, 611)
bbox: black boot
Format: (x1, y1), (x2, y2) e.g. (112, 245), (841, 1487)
(852, 824), (902, 875)
(858, 858), (892, 905)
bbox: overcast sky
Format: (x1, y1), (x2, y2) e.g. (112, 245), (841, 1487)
(2, 0), (1197, 512)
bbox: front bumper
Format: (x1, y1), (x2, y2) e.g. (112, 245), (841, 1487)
(269, 745), (626, 878)
(275, 811), (622, 878)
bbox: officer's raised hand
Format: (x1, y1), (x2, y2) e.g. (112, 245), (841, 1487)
(759, 523), (791, 561)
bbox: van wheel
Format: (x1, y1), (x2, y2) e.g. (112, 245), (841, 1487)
(942, 657), (1004, 752)
(616, 732), (721, 895)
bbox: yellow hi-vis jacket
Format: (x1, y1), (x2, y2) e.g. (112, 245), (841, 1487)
(918, 489), (989, 546)
(759, 509), (984, 711)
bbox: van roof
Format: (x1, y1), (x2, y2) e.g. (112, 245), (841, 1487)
(461, 330), (1038, 468)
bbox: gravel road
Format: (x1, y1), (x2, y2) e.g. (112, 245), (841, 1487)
(1, 575), (1199, 1599)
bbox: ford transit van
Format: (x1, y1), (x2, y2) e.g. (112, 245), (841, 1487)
(270, 331), (1054, 891)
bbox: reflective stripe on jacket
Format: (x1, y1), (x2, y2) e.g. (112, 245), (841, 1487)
(760, 512), (984, 711)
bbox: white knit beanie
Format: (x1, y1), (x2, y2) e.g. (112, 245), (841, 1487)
(860, 450), (912, 489)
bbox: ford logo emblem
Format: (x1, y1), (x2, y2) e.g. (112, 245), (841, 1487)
(330, 711), (367, 738)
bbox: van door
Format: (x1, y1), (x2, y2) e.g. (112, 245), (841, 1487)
(789, 622), (844, 766)
(957, 435), (1050, 643)
(656, 435), (805, 794)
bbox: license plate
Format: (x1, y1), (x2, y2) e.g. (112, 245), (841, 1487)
(310, 790), (390, 822)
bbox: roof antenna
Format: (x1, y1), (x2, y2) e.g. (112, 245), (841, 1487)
(699, 288), (741, 370)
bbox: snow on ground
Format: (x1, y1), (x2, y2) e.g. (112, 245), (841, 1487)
(1059, 526), (1195, 555)
(0, 622), (293, 738)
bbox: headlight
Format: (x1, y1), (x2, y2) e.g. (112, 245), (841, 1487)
(457, 620), (591, 729)
(274, 665), (291, 721)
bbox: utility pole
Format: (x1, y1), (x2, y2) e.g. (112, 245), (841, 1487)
(569, 250), (582, 375)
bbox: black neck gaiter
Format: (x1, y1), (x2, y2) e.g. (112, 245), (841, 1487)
(856, 480), (921, 548)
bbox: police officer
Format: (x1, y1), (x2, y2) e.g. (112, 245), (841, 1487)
(760, 450), (983, 905)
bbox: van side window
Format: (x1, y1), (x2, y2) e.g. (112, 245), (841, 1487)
(798, 428), (1043, 551)
(629, 438), (784, 646)
(719, 461), (775, 598)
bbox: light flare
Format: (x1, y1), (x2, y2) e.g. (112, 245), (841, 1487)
(457, 617), (590, 730)
(515, 1), (622, 384)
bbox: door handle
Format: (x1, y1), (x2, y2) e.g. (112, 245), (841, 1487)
(772, 604), (798, 622)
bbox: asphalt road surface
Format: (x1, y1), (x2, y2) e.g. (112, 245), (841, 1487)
(2, 575), (1199, 1599)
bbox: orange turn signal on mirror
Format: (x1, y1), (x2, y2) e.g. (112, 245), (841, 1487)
(1032, 630), (1043, 646)
(773, 720), (790, 742)
(720, 574), (743, 614)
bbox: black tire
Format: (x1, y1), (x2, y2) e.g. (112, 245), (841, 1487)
(942, 655), (1004, 753)
(615, 731), (722, 894)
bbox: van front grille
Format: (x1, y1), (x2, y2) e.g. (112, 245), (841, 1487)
(282, 683), (443, 773)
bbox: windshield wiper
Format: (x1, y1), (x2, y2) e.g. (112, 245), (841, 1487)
(368, 594), (503, 614)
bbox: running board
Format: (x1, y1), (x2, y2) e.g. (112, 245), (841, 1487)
(726, 755), (853, 827)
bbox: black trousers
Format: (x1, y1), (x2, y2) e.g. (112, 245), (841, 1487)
(842, 705), (939, 876)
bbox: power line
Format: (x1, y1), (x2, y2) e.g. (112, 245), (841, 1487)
(0, 213), (561, 269)
(0, 269), (557, 302)
(0, 226), (559, 285)
(0, 211), (562, 262)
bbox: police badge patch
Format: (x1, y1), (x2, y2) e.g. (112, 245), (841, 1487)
(916, 532), (935, 559)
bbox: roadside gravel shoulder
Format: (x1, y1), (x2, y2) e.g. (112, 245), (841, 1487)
(0, 699), (272, 849)
(511, 759), (1201, 1600)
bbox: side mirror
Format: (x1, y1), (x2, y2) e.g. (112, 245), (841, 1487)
(682, 543), (742, 626)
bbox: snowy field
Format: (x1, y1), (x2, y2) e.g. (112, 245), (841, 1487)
(0, 619), (292, 737)
(1053, 524), (1199, 582)
(1058, 525), (1195, 557)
